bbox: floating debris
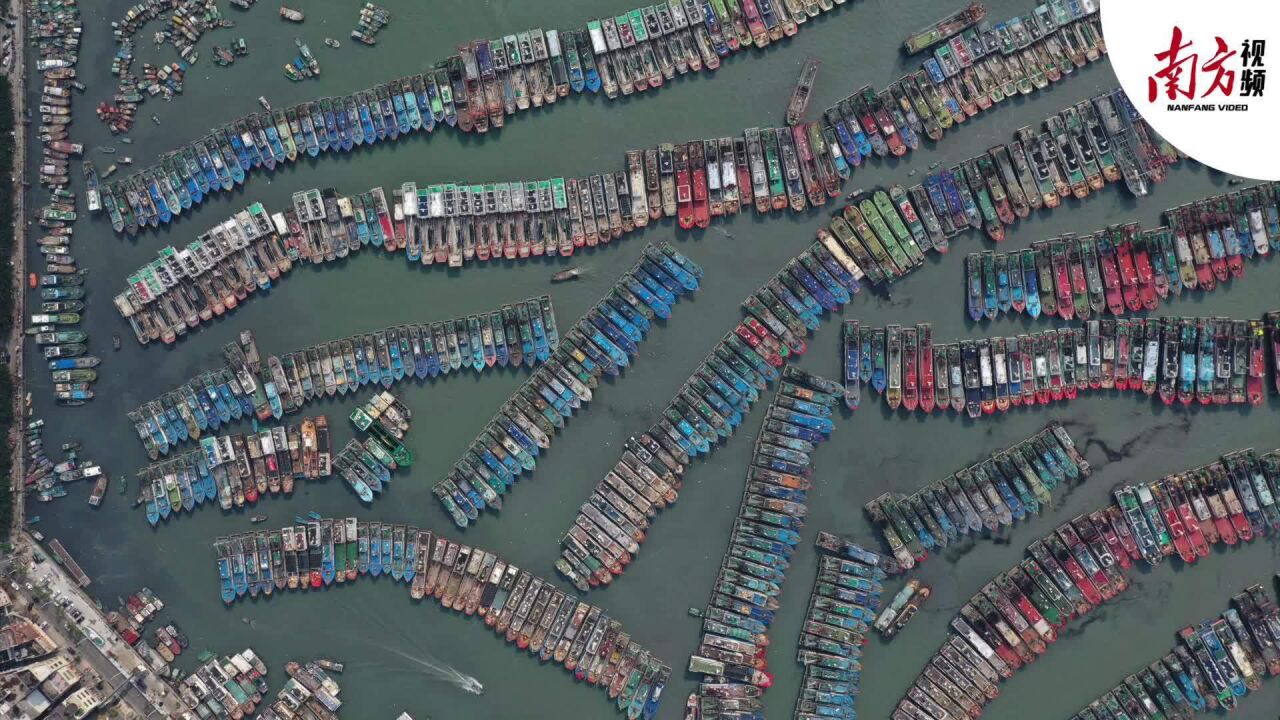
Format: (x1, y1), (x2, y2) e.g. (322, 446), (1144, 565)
(864, 423), (1089, 570)
(893, 445), (1280, 720)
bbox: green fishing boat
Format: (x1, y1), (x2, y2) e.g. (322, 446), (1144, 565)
(873, 190), (923, 263)
(859, 198), (912, 271)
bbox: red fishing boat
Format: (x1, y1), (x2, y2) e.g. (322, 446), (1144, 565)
(1128, 234), (1157, 311)
(675, 145), (694, 230)
(1113, 230), (1141, 311)
(903, 328), (919, 412)
(1247, 319), (1265, 405)
(1091, 511), (1131, 570)
(1105, 506), (1142, 563)
(1168, 478), (1211, 559)
(1051, 243), (1073, 320)
(919, 325), (935, 413)
(1114, 323), (1131, 391)
(1048, 540), (1104, 607)
(1154, 484), (1196, 564)
(690, 142), (710, 229)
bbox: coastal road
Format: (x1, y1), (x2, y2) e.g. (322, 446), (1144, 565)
(25, 537), (188, 717)
(3, 0), (28, 558)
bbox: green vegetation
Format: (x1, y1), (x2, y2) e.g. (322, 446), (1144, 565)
(0, 75), (15, 542)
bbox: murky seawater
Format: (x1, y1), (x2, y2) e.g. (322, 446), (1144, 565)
(24, 0), (1280, 717)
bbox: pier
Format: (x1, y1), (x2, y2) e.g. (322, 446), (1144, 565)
(47, 538), (90, 587)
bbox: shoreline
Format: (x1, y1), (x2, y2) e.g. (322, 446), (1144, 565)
(3, 0), (26, 555)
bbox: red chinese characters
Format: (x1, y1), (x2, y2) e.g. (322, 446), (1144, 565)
(1148, 26), (1239, 101)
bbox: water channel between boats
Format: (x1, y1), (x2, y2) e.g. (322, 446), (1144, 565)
(24, 0), (1280, 718)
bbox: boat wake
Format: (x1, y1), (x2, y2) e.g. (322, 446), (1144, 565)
(333, 601), (484, 695)
(379, 645), (484, 695)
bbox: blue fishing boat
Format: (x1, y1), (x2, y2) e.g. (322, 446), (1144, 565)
(388, 89), (408, 136)
(367, 90), (386, 139)
(153, 476), (171, 518)
(177, 469), (195, 512)
(377, 89), (397, 140)
(194, 142), (219, 189)
(146, 177), (172, 224)
(305, 105), (326, 154)
(322, 102), (340, 149)
(231, 541), (249, 596)
(170, 158), (198, 207)
(334, 106), (353, 152)
(145, 485), (160, 526)
(389, 530), (405, 581)
(186, 464), (206, 505)
(600, 304), (642, 344)
(1022, 253), (1041, 318)
(197, 456), (217, 502)
(411, 76), (431, 127)
(228, 129), (252, 171)
(400, 84), (420, 131)
(345, 99), (364, 146)
(217, 548), (235, 603)
(634, 267), (677, 306)
(202, 376), (229, 423)
(180, 148), (209, 195)
(207, 140), (233, 191)
(219, 134), (246, 185)
(249, 118), (274, 171)
(300, 111), (321, 157)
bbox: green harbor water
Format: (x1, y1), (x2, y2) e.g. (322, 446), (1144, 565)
(23, 0), (1280, 718)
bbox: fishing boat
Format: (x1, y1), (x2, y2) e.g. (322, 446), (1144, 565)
(785, 59), (820, 126)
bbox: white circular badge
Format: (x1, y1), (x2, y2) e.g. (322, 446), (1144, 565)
(1103, 0), (1278, 180)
